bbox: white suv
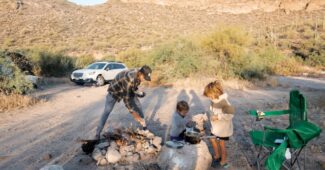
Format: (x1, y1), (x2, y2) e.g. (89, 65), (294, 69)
(70, 61), (127, 86)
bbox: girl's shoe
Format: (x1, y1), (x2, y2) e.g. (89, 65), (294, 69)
(220, 163), (230, 169)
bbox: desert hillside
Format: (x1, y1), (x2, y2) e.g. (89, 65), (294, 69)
(121, 0), (325, 13)
(1, 0), (325, 57)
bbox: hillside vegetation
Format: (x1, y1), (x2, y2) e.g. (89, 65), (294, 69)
(0, 0), (324, 82)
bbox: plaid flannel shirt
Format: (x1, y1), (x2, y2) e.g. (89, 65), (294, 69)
(108, 68), (141, 108)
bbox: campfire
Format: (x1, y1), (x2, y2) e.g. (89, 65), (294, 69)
(83, 128), (162, 166)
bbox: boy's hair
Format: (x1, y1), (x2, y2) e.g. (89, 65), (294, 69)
(203, 80), (224, 99)
(176, 100), (189, 112)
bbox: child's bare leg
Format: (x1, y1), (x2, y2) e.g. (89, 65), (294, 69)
(210, 138), (220, 159)
(219, 140), (228, 165)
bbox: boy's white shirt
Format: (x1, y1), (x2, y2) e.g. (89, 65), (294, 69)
(209, 93), (234, 137)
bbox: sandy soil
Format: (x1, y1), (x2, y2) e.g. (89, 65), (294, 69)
(0, 76), (324, 170)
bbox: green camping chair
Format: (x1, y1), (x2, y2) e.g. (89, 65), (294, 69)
(248, 90), (321, 170)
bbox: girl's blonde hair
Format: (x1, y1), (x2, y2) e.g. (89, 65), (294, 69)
(203, 80), (224, 99)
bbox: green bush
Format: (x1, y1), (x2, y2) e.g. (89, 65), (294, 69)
(0, 55), (33, 95)
(29, 51), (75, 77)
(117, 48), (147, 68)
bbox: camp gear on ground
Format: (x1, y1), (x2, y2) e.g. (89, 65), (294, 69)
(248, 90), (322, 170)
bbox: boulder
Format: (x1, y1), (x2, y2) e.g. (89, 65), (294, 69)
(106, 148), (122, 164)
(158, 141), (212, 170)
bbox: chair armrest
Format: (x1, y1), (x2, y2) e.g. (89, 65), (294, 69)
(264, 126), (290, 133)
(249, 109), (290, 117)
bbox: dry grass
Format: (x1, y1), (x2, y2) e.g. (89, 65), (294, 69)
(0, 94), (41, 112)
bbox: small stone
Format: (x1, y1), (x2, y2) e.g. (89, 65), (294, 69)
(125, 145), (135, 152)
(146, 146), (156, 154)
(142, 142), (150, 149)
(119, 146), (128, 156)
(110, 141), (118, 150)
(92, 148), (104, 161)
(126, 151), (134, 156)
(42, 153), (52, 160)
(139, 151), (152, 160)
(96, 142), (109, 149)
(152, 136), (162, 148)
(106, 148), (122, 163)
(125, 153), (140, 162)
(135, 142), (142, 152)
(97, 158), (109, 166)
(146, 132), (155, 139)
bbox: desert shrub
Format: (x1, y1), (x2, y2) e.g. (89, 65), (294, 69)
(148, 39), (204, 82)
(0, 93), (40, 112)
(0, 55), (33, 95)
(305, 51), (325, 68)
(117, 48), (147, 68)
(75, 55), (95, 69)
(27, 51), (75, 77)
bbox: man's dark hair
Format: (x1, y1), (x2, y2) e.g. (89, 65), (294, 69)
(176, 100), (189, 112)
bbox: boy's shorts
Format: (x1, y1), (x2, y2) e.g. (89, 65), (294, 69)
(215, 136), (229, 141)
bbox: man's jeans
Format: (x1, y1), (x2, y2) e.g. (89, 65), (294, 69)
(96, 93), (144, 136)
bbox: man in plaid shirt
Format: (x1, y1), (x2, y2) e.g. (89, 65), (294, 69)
(95, 65), (152, 139)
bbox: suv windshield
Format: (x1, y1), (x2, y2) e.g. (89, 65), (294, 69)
(86, 63), (106, 69)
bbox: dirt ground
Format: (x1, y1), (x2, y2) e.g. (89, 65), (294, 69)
(0, 76), (324, 170)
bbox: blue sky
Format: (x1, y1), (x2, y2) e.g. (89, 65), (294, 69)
(68, 0), (107, 6)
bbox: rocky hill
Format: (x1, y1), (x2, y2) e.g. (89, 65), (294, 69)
(121, 0), (325, 13)
(0, 0), (324, 57)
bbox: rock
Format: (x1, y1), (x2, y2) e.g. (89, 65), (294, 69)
(146, 132), (155, 139)
(92, 148), (104, 161)
(40, 165), (64, 170)
(106, 148), (122, 164)
(96, 142), (110, 149)
(139, 151), (152, 160)
(119, 146), (128, 156)
(158, 141), (212, 170)
(101, 149), (107, 155)
(42, 153), (52, 160)
(152, 136), (162, 148)
(136, 129), (155, 139)
(126, 151), (134, 156)
(124, 153), (140, 162)
(110, 141), (118, 150)
(146, 146), (156, 154)
(135, 142), (142, 152)
(97, 158), (109, 166)
(124, 145), (135, 152)
(142, 141), (150, 149)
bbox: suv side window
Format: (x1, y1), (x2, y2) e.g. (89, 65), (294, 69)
(105, 64), (114, 71)
(114, 64), (125, 69)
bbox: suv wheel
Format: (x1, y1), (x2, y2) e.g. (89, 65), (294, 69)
(96, 75), (105, 86)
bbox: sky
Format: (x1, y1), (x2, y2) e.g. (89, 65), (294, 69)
(68, 0), (107, 6)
